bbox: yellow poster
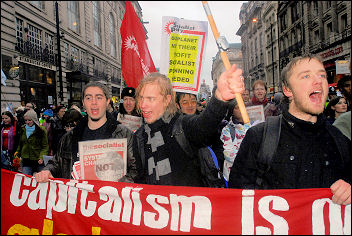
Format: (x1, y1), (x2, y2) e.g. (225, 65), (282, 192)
(160, 16), (208, 94)
(168, 34), (198, 84)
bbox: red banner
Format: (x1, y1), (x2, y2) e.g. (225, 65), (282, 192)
(1, 169), (350, 235)
(120, 1), (156, 89)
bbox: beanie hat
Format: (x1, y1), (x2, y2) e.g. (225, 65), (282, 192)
(121, 87), (135, 99)
(43, 109), (54, 117)
(24, 109), (40, 127)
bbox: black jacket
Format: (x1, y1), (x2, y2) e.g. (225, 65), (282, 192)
(229, 107), (351, 189)
(133, 96), (229, 186)
(44, 113), (137, 182)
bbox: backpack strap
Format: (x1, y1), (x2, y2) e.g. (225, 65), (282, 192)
(256, 115), (282, 188)
(326, 123), (349, 165)
(207, 146), (228, 188)
(172, 115), (195, 158)
(135, 126), (146, 169)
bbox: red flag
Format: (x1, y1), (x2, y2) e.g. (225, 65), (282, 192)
(120, 1), (156, 88)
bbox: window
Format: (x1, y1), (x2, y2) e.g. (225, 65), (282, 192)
(313, 2), (319, 17)
(326, 2), (331, 9)
(340, 14), (348, 32)
(44, 32), (54, 63)
(63, 42), (69, 62)
(93, 1), (102, 47)
(27, 24), (42, 50)
(291, 3), (299, 23)
(68, 2), (80, 33)
(80, 51), (86, 64)
(314, 30), (319, 41)
(30, 1), (44, 10)
(327, 22), (333, 36)
(44, 33), (54, 54)
(109, 13), (116, 57)
(16, 18), (24, 50)
(70, 45), (79, 63)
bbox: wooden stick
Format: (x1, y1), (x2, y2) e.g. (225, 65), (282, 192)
(202, 1), (250, 124)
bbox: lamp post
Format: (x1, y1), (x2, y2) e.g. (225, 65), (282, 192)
(55, 1), (63, 103)
(270, 23), (275, 94)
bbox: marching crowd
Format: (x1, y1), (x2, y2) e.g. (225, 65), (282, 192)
(1, 54), (351, 206)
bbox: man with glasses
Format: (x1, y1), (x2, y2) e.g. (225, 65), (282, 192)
(176, 92), (199, 115)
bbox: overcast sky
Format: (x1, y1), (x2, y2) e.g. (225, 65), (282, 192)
(138, 1), (246, 90)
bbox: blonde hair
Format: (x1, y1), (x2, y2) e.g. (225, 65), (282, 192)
(135, 72), (178, 116)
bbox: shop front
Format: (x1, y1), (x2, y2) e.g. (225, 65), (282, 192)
(320, 43), (351, 84)
(18, 56), (57, 110)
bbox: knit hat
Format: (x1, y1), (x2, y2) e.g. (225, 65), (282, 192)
(121, 87), (135, 99)
(24, 109), (40, 126)
(43, 109), (53, 117)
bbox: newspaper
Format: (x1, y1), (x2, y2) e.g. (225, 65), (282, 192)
(78, 138), (127, 182)
(246, 105), (265, 124)
(71, 161), (81, 180)
(118, 114), (142, 132)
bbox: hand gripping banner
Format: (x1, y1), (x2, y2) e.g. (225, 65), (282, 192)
(1, 169), (350, 235)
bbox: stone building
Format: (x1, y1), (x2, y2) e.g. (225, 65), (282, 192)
(211, 43), (244, 87)
(1, 1), (145, 112)
(278, 1), (351, 84)
(236, 1), (351, 98)
(236, 1), (266, 92)
(198, 79), (211, 102)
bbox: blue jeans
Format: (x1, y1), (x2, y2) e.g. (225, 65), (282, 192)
(22, 164), (44, 176)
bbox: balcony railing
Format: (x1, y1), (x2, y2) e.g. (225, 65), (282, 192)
(15, 38), (56, 65)
(66, 58), (89, 74)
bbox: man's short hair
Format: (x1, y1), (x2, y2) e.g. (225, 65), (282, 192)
(281, 54), (324, 104)
(82, 81), (110, 100)
(135, 72), (178, 116)
(281, 54), (323, 88)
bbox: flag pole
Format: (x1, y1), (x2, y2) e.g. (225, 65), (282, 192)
(202, 1), (250, 124)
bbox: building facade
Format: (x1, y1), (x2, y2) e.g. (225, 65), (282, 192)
(1, 1), (145, 112)
(211, 43), (244, 87)
(236, 1), (267, 92)
(280, 1), (351, 84)
(236, 1), (351, 97)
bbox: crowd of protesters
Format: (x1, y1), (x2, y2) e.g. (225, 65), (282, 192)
(1, 54), (351, 206)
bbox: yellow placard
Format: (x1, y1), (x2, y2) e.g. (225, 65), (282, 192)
(168, 33), (199, 84)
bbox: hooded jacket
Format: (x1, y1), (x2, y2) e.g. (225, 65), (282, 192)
(43, 112), (137, 182)
(16, 124), (49, 161)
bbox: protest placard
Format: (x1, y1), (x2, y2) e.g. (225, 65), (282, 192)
(78, 138), (127, 182)
(117, 114), (142, 132)
(246, 105), (265, 124)
(160, 16), (208, 94)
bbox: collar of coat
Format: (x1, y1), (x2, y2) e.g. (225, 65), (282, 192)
(71, 112), (121, 145)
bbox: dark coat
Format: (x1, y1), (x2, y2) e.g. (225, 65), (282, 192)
(133, 96), (229, 186)
(44, 113), (137, 182)
(229, 107), (351, 189)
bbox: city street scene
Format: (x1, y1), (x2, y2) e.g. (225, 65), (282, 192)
(1, 1), (351, 235)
